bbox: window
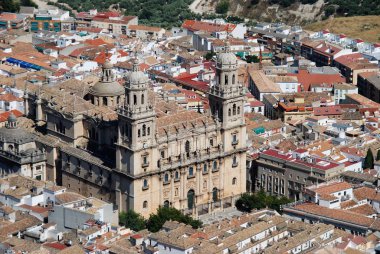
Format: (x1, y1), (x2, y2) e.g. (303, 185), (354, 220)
(185, 140), (190, 158)
(188, 166), (194, 176)
(147, 127), (150, 136)
(232, 177), (237, 185)
(138, 129), (141, 137)
(143, 179), (148, 189)
(225, 74), (228, 85)
(143, 201), (148, 209)
(133, 94), (137, 105)
(142, 155), (148, 166)
(233, 104), (236, 115)
(237, 106), (240, 114)
(175, 188), (179, 196)
(141, 94), (145, 104)
(164, 173), (169, 183)
(213, 161), (218, 171)
(56, 122), (65, 134)
(209, 138), (214, 147)
(203, 164), (208, 173)
(185, 140), (190, 153)
(160, 150), (165, 158)
(175, 171), (179, 180)
(232, 156), (238, 167)
(228, 108), (231, 116)
(142, 124), (146, 136)
(232, 74), (235, 84)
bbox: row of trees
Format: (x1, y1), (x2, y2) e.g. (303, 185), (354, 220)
(0, 0), (37, 12)
(235, 190), (292, 213)
(119, 206), (202, 233)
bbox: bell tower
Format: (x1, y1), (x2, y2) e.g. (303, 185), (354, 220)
(116, 59), (156, 172)
(209, 43), (246, 130)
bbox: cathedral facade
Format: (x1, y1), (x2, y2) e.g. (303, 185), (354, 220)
(21, 50), (247, 217)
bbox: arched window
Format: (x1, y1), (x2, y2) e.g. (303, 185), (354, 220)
(203, 164), (208, 173)
(225, 74), (228, 85)
(189, 166), (194, 176)
(164, 200), (170, 208)
(187, 189), (195, 209)
(126, 95), (129, 104)
(175, 171), (179, 180)
(228, 108), (231, 116)
(142, 124), (146, 136)
(213, 161), (218, 170)
(164, 173), (169, 183)
(212, 188), (218, 202)
(143, 201), (148, 209)
(141, 94), (145, 104)
(232, 74), (235, 84)
(203, 180), (207, 189)
(103, 97), (107, 106)
(233, 155), (238, 166)
(185, 140), (190, 157)
(232, 177), (237, 185)
(138, 129), (141, 137)
(237, 106), (240, 114)
(233, 104), (236, 115)
(133, 94), (137, 105)
(143, 179), (148, 188)
(147, 127), (150, 136)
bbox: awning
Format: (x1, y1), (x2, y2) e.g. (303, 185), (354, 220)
(6, 57), (42, 71)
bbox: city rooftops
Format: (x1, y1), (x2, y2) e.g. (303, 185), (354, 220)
(261, 149), (341, 171)
(307, 181), (352, 196)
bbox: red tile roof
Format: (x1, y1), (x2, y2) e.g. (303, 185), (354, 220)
(288, 69), (345, 91)
(77, 27), (103, 33)
(313, 105), (342, 116)
(43, 242), (67, 250)
(0, 94), (23, 102)
(84, 38), (109, 47)
(182, 20), (236, 33)
(262, 149), (340, 171)
(0, 110), (23, 122)
(292, 203), (375, 227)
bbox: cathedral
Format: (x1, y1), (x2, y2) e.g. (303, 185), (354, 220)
(20, 49), (247, 217)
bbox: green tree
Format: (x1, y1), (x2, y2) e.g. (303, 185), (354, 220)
(0, 0), (19, 12)
(245, 55), (260, 63)
(235, 190), (291, 213)
(364, 149), (374, 169)
(146, 207), (202, 232)
(20, 0), (38, 8)
(119, 210), (146, 231)
(376, 149), (380, 161)
(216, 0), (229, 14)
(204, 51), (216, 60)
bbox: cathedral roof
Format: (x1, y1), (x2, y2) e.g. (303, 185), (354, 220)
(126, 59), (148, 86)
(0, 127), (36, 144)
(216, 51), (237, 65)
(89, 61), (124, 97)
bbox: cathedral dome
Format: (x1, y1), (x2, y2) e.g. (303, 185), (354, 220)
(103, 59), (113, 69)
(127, 59), (148, 85)
(89, 61), (124, 97)
(89, 81), (124, 97)
(216, 52), (237, 65)
(128, 71), (148, 85)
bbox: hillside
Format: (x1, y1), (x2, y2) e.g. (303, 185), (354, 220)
(193, 0), (380, 25)
(304, 16), (380, 43)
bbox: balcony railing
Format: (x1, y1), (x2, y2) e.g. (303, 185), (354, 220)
(0, 149), (46, 164)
